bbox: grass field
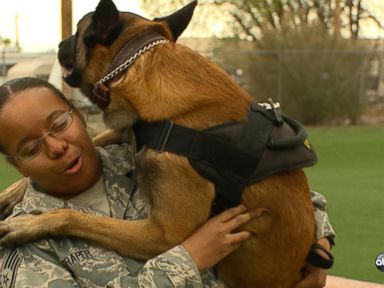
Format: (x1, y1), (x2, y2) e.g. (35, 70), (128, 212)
(0, 158), (21, 190)
(305, 125), (384, 284)
(0, 125), (384, 283)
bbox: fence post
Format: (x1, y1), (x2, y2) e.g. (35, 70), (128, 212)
(277, 49), (283, 105)
(359, 51), (365, 104)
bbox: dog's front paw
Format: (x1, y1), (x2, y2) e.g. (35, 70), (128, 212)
(0, 178), (27, 220)
(0, 213), (48, 247)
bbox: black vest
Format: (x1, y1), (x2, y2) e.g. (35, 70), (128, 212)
(133, 102), (317, 214)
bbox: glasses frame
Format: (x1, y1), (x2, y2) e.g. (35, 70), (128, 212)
(5, 109), (74, 161)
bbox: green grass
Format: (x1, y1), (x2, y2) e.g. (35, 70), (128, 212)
(0, 157), (21, 191)
(305, 125), (384, 284)
(0, 125), (383, 283)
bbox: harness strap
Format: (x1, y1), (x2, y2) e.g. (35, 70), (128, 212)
(134, 120), (260, 178)
(211, 104), (277, 213)
(239, 104), (274, 156)
(134, 120), (255, 212)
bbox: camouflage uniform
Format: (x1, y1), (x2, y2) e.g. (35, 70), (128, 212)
(311, 190), (336, 245)
(0, 144), (334, 288)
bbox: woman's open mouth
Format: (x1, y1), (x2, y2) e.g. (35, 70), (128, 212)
(63, 154), (82, 175)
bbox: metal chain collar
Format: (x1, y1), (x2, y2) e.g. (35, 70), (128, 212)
(95, 39), (169, 87)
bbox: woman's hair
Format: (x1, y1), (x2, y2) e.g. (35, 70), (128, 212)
(0, 77), (75, 154)
(0, 77), (73, 111)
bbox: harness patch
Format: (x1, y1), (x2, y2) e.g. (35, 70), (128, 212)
(304, 139), (311, 150)
(0, 250), (21, 288)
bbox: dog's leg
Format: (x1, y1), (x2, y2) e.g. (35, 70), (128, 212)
(92, 129), (124, 146)
(0, 195), (210, 259)
(0, 178), (27, 219)
(0, 157), (214, 260)
(0, 209), (164, 256)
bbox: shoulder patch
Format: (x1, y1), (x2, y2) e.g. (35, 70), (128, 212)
(0, 250), (21, 288)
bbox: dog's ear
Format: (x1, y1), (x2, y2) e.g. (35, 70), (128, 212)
(90, 0), (122, 46)
(154, 1), (197, 42)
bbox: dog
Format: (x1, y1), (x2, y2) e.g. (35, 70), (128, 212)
(0, 1), (319, 287)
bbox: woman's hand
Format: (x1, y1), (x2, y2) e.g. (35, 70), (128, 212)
(295, 238), (332, 288)
(181, 204), (264, 272)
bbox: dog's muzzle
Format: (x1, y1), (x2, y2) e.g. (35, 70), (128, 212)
(58, 35), (82, 87)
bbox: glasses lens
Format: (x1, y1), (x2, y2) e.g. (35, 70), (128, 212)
(18, 139), (42, 160)
(16, 110), (73, 160)
(49, 111), (73, 136)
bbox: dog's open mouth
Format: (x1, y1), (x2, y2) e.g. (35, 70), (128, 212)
(60, 66), (82, 88)
(62, 67), (74, 80)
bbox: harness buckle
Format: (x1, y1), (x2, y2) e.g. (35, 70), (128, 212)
(254, 100), (284, 126)
(267, 98), (284, 126)
(156, 121), (174, 152)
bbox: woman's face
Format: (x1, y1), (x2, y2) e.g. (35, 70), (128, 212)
(0, 87), (101, 198)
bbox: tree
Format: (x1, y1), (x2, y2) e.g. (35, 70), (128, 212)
(142, 0), (384, 41)
(213, 0), (384, 41)
(141, 0), (236, 39)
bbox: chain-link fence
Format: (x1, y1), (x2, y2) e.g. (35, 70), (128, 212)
(203, 48), (384, 124)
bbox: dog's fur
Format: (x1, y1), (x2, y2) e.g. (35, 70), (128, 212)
(1, 1), (316, 287)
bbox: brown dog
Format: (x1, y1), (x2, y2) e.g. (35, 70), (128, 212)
(0, 1), (317, 287)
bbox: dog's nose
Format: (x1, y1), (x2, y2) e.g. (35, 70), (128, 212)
(58, 35), (74, 48)
(58, 40), (65, 49)
(58, 36), (76, 68)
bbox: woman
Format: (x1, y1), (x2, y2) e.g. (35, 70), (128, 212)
(0, 77), (335, 287)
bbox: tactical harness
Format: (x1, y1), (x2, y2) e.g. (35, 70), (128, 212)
(134, 102), (317, 214)
(133, 102), (333, 269)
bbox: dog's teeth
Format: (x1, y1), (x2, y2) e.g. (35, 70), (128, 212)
(62, 69), (71, 78)
(61, 68), (72, 78)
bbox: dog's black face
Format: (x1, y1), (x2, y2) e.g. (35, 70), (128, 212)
(57, 0), (197, 110)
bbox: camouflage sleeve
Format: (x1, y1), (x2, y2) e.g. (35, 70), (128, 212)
(0, 247), (79, 288)
(310, 190), (336, 245)
(112, 245), (203, 288)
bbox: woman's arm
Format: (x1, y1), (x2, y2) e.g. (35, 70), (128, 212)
(294, 190), (335, 288)
(0, 205), (256, 288)
(124, 205), (257, 287)
(311, 190), (336, 244)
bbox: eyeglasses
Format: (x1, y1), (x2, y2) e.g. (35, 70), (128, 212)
(6, 110), (74, 161)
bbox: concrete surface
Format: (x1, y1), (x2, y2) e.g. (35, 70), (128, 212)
(326, 276), (384, 288)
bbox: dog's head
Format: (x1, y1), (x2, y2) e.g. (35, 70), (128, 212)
(58, 0), (197, 110)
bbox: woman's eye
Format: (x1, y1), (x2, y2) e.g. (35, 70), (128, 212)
(50, 120), (67, 133)
(20, 142), (41, 157)
(50, 114), (69, 133)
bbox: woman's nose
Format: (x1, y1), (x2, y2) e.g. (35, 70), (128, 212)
(44, 135), (69, 159)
